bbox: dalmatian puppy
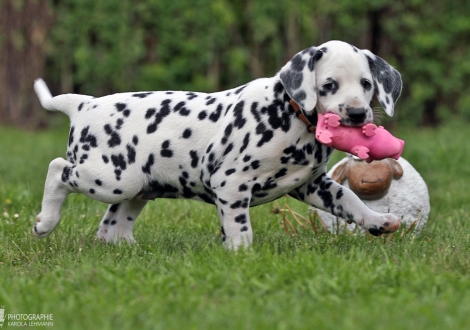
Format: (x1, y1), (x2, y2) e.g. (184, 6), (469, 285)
(33, 40), (402, 249)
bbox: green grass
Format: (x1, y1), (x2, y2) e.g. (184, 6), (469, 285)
(1, 117), (470, 329)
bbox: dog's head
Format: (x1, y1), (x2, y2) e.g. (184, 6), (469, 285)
(279, 40), (402, 126)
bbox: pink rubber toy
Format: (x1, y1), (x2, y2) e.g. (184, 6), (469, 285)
(316, 113), (404, 163)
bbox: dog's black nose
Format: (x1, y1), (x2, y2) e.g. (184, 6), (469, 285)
(347, 107), (367, 124)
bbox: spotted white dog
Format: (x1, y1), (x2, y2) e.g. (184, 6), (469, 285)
(33, 40), (402, 249)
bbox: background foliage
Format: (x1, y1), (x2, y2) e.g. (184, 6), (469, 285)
(0, 0), (469, 127)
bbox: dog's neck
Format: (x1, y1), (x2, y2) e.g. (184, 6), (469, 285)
(289, 99), (316, 133)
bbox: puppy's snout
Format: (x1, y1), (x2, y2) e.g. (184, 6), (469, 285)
(347, 107), (367, 124)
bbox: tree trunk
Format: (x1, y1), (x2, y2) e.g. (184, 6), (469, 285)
(0, 0), (53, 128)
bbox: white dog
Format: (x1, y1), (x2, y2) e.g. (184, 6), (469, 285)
(33, 40), (402, 249)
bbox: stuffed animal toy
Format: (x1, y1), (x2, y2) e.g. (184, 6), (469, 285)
(314, 156), (430, 235)
(316, 113), (405, 162)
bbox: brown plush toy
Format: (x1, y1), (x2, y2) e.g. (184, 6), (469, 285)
(313, 155), (430, 235)
(331, 157), (403, 200)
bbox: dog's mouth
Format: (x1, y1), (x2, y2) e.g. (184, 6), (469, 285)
(334, 114), (373, 127)
(339, 118), (369, 127)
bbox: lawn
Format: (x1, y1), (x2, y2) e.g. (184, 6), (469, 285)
(0, 117), (469, 329)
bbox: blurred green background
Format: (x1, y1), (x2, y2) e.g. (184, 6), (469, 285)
(1, 0), (470, 128)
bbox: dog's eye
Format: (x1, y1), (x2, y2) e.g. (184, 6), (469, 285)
(323, 81), (337, 91)
(361, 79), (372, 91)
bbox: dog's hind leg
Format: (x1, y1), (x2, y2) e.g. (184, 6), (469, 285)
(33, 158), (79, 238)
(97, 199), (147, 243)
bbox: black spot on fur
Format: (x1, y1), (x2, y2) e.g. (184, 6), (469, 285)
(111, 154), (127, 170)
(61, 166), (72, 182)
(257, 130), (273, 147)
(146, 100), (171, 134)
(145, 108), (156, 119)
(187, 92), (198, 100)
(314, 146), (323, 163)
(291, 54), (306, 72)
(235, 214), (247, 224)
(142, 154), (155, 174)
(209, 103), (223, 122)
(182, 128), (192, 139)
(79, 154), (88, 164)
(224, 104), (233, 116)
(235, 85), (246, 94)
(79, 126), (98, 148)
(132, 92), (153, 98)
(189, 150), (199, 168)
(68, 126), (75, 146)
(274, 168), (288, 178)
(223, 143), (234, 156)
(283, 145), (309, 166)
(113, 189), (123, 195)
(233, 101), (246, 129)
(238, 184), (248, 192)
(336, 189), (343, 200)
(109, 204), (120, 212)
(273, 81), (284, 98)
(251, 160), (260, 169)
(104, 124), (121, 148)
(230, 198), (249, 209)
(239, 132), (250, 153)
(225, 168), (236, 176)
(126, 144), (136, 164)
(250, 102), (261, 122)
(266, 101), (291, 132)
(221, 124), (233, 145)
(174, 101), (186, 112)
(198, 111), (207, 120)
(115, 103), (126, 112)
(206, 97), (216, 105)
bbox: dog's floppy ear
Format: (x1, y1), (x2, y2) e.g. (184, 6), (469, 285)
(362, 50), (402, 117)
(279, 47), (323, 112)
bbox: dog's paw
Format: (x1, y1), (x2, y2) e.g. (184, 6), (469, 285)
(97, 226), (136, 244)
(366, 213), (401, 236)
(32, 214), (53, 238)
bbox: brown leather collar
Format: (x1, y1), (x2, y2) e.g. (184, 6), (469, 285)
(289, 99), (316, 133)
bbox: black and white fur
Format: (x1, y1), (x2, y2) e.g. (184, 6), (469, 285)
(33, 40), (402, 249)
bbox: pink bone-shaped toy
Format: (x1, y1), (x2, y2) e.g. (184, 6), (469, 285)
(315, 113), (404, 163)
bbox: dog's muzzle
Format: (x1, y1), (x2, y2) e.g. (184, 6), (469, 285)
(346, 107), (368, 125)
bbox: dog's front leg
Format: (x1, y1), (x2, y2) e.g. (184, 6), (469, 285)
(215, 195), (253, 250)
(289, 173), (401, 235)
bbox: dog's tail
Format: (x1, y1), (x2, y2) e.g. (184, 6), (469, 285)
(34, 78), (93, 118)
